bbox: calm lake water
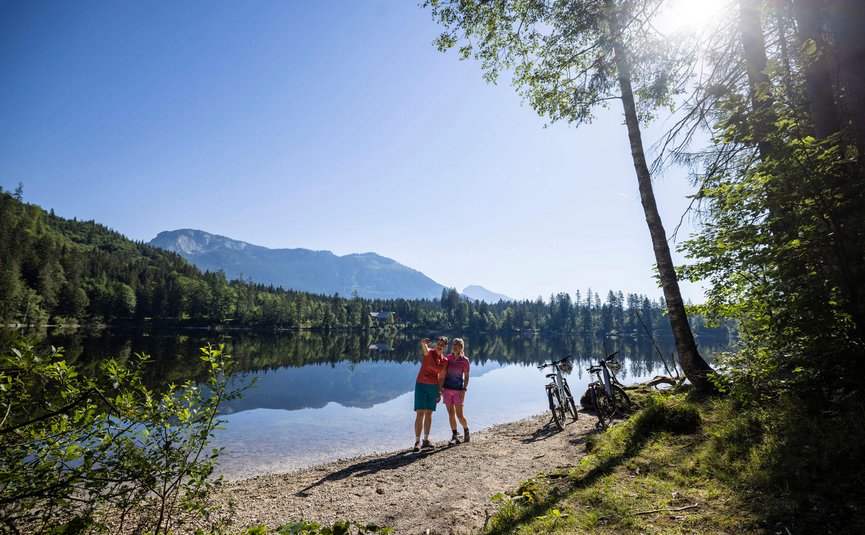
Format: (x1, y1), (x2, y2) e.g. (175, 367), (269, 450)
(33, 329), (730, 480)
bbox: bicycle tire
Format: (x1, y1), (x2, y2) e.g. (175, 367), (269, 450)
(611, 384), (632, 417)
(562, 380), (578, 421)
(547, 385), (565, 430)
(594, 385), (614, 428)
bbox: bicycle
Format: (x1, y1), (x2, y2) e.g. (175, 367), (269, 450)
(586, 351), (632, 428)
(538, 355), (579, 430)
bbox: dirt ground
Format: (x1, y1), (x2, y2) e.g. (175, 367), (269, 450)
(214, 411), (598, 535)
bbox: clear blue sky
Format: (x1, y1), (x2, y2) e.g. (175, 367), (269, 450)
(0, 0), (705, 302)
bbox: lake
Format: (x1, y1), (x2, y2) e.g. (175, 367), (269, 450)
(33, 329), (730, 480)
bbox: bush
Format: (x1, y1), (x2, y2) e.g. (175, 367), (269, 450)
(626, 394), (702, 441)
(0, 334), (246, 534)
(702, 395), (865, 531)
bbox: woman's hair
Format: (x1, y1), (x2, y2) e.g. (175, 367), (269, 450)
(452, 338), (464, 350)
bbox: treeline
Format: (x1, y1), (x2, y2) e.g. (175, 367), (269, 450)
(0, 189), (728, 337)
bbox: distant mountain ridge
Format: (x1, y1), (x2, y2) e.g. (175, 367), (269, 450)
(149, 229), (447, 300)
(462, 285), (515, 303)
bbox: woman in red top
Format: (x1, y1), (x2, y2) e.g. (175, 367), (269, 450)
(413, 336), (448, 451)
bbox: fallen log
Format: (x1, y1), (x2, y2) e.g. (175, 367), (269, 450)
(645, 375), (686, 389)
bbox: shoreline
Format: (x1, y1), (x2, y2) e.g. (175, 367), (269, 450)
(213, 411), (598, 534)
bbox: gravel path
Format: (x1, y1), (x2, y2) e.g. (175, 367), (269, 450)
(214, 411), (597, 534)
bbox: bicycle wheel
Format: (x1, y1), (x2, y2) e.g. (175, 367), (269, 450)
(547, 385), (565, 430)
(594, 385), (614, 428)
(611, 384), (632, 417)
(562, 380), (578, 421)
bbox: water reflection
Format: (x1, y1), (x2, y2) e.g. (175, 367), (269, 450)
(32, 329), (730, 407)
(29, 329), (731, 479)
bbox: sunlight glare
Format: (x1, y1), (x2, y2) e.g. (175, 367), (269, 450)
(657, 0), (732, 35)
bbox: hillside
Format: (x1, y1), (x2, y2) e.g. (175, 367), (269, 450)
(0, 190), (710, 336)
(149, 229), (446, 300)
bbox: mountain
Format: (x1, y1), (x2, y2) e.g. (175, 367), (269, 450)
(462, 285), (515, 303)
(149, 229), (446, 300)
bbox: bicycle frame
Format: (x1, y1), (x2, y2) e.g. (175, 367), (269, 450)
(551, 365), (566, 400)
(590, 351), (622, 394)
(601, 362), (613, 397)
(538, 355), (578, 429)
(586, 351), (631, 427)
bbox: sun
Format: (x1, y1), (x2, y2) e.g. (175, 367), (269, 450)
(656, 0), (733, 35)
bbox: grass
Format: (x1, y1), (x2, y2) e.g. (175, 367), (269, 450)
(481, 387), (865, 534)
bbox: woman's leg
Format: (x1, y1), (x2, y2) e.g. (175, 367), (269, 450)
(455, 404), (468, 430)
(414, 410), (425, 438)
(422, 410), (433, 436)
(446, 403), (457, 430)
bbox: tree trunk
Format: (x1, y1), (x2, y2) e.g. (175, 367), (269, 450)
(828, 0), (865, 166)
(793, 0), (842, 139)
(739, 0), (778, 157)
(607, 9), (715, 393)
(826, 0), (865, 342)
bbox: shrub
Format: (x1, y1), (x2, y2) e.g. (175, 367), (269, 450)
(0, 334), (246, 534)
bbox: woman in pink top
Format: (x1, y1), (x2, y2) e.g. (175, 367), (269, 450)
(442, 338), (470, 445)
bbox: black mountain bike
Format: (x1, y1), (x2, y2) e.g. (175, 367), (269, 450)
(538, 355), (578, 430)
(586, 351), (632, 428)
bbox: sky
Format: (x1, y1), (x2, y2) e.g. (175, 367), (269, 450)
(0, 0), (715, 303)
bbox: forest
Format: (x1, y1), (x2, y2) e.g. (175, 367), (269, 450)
(0, 188), (726, 337)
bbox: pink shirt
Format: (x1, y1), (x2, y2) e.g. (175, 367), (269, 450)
(442, 353), (470, 390)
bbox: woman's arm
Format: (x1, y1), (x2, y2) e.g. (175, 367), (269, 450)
(438, 360), (449, 392)
(463, 368), (470, 392)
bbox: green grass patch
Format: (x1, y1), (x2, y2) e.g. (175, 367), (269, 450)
(481, 388), (865, 534)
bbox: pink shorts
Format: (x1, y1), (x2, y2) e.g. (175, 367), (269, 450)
(443, 388), (465, 406)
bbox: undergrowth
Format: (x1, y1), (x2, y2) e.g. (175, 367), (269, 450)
(481, 388), (865, 534)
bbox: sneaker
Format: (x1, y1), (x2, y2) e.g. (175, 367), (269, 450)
(421, 439), (434, 451)
(463, 429), (470, 443)
(448, 436), (461, 446)
(412, 441), (421, 452)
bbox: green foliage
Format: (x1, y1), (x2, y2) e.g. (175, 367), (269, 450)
(698, 396), (865, 531)
(624, 394), (702, 438)
(677, 0), (865, 406)
(672, 6), (865, 527)
(480, 392), (865, 533)
(0, 334), (247, 534)
(683, 123), (864, 402)
(424, 0), (684, 125)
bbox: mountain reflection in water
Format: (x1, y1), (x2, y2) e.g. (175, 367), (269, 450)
(32, 329), (730, 479)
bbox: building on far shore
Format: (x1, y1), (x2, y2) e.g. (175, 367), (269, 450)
(369, 311), (395, 322)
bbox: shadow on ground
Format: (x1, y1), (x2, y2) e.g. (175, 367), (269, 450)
(295, 446), (448, 496)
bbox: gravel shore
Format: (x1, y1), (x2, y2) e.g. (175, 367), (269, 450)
(214, 411), (597, 534)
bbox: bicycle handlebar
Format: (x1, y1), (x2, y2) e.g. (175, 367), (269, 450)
(537, 354), (573, 370)
(587, 351), (620, 374)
